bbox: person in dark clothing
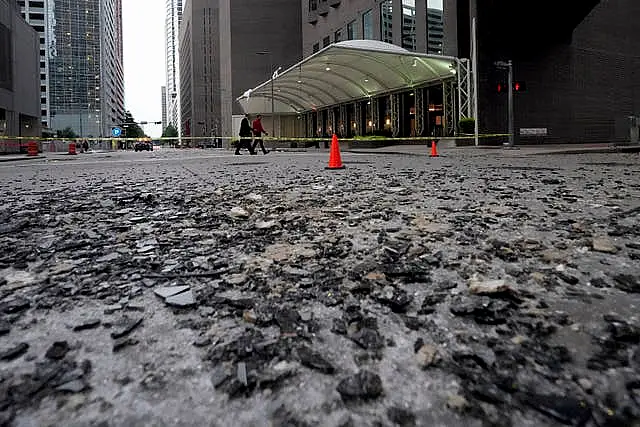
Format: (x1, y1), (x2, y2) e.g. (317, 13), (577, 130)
(236, 114), (256, 155)
(251, 114), (269, 155)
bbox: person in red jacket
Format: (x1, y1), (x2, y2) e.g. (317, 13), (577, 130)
(251, 114), (269, 155)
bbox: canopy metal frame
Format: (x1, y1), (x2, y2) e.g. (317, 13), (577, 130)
(238, 40), (475, 133)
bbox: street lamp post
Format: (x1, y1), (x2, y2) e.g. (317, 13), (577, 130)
(507, 60), (514, 148)
(256, 51), (281, 140)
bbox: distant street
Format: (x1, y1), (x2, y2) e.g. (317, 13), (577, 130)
(1, 148), (640, 426)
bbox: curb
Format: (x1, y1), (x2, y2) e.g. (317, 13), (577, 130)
(0, 155), (46, 163)
(345, 145), (640, 157)
(530, 146), (640, 156)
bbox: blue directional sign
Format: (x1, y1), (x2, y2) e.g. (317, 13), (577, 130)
(111, 127), (122, 137)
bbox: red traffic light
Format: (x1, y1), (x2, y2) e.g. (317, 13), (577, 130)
(497, 81), (526, 93)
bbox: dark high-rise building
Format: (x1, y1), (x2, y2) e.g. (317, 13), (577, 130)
(0, 0), (41, 152)
(16, 0), (50, 129)
(445, 0), (640, 143)
(239, 1), (638, 143)
(180, 0), (302, 140)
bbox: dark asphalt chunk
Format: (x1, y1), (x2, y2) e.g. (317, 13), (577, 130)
(297, 345), (335, 374)
(0, 343), (29, 361)
(337, 371), (383, 400)
(110, 316), (143, 339)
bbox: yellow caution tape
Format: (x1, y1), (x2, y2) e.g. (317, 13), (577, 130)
(0, 134), (511, 142)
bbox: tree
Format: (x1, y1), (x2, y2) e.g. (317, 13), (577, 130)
(56, 127), (78, 138)
(162, 124), (178, 138)
(121, 111), (146, 138)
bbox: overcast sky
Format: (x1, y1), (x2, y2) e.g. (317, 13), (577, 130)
(122, 0), (164, 138)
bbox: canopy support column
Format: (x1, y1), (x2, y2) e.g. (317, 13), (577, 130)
(372, 97), (380, 133)
(307, 111), (314, 138)
(354, 101), (362, 136)
(391, 93), (400, 137)
(329, 108), (336, 135)
(339, 104), (347, 137)
(415, 88), (424, 136)
(443, 80), (457, 136)
(457, 59), (472, 120)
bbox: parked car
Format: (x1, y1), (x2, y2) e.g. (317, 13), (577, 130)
(134, 140), (152, 152)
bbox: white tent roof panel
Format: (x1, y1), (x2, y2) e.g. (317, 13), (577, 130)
(237, 40), (458, 114)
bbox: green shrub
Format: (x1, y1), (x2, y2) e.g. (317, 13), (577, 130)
(458, 118), (475, 134)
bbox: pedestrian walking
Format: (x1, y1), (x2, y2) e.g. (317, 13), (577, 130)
(82, 140), (89, 153)
(236, 114), (256, 155)
(251, 114), (269, 155)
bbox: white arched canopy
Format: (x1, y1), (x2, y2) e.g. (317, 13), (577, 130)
(237, 40), (459, 115)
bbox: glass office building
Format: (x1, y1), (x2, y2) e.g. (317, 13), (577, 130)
(47, 0), (125, 137)
(165, 0), (182, 132)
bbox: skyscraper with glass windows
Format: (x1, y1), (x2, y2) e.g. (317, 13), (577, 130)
(426, 7), (443, 54)
(46, 0), (125, 137)
(161, 86), (167, 131)
(165, 0), (182, 133)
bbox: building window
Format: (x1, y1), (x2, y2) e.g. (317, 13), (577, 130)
(380, 1), (393, 43)
(0, 24), (12, 91)
(0, 108), (6, 135)
(309, 0), (317, 11)
(362, 10), (373, 40)
(347, 20), (357, 40)
(402, 0), (416, 50)
(313, 42), (320, 53)
(427, 0), (443, 54)
(323, 36), (331, 47)
(334, 29), (342, 43)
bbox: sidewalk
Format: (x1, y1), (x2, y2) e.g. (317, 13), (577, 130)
(0, 150), (103, 162)
(344, 142), (640, 157)
(0, 154), (45, 162)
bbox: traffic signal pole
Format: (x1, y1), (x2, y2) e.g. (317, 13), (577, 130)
(472, 18), (479, 147)
(507, 60), (515, 147)
(496, 60), (516, 148)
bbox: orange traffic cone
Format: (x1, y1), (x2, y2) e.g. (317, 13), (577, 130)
(430, 139), (439, 157)
(326, 134), (345, 170)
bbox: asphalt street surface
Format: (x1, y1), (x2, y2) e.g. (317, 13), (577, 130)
(1, 148), (640, 427)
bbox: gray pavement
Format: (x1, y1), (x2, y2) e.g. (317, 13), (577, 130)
(344, 141), (640, 157)
(1, 141), (638, 162)
(1, 149), (640, 427)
